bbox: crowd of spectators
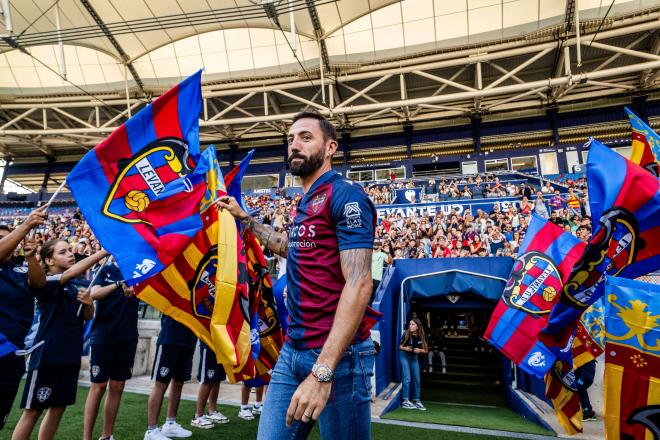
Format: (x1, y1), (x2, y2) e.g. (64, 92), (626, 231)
(0, 172), (591, 265)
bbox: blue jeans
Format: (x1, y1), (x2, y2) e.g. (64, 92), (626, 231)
(399, 351), (421, 401)
(258, 339), (375, 440)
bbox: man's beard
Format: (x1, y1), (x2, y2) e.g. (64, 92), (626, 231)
(288, 148), (325, 177)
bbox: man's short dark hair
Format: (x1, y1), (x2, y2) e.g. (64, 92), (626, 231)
(292, 110), (337, 142)
(0, 224), (11, 233)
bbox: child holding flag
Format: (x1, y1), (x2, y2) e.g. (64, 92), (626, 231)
(12, 240), (108, 440)
(0, 206), (48, 432)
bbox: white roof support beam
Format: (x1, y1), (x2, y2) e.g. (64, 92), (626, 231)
(333, 74), (393, 111)
(0, 108), (37, 131)
(207, 92), (256, 122)
(484, 48), (553, 90)
(488, 61), (546, 101)
(337, 82), (404, 119)
(412, 70), (476, 93)
(588, 40), (660, 62)
(474, 62), (483, 110)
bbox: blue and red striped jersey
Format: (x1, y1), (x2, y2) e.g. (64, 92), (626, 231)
(285, 170), (376, 349)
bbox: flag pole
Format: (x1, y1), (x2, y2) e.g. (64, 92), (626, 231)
(77, 256), (112, 317)
(44, 179), (68, 208)
(28, 180), (68, 239)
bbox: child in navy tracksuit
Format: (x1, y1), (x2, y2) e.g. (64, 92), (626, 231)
(12, 239), (108, 440)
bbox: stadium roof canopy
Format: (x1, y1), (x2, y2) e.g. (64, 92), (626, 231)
(1, 0), (660, 190)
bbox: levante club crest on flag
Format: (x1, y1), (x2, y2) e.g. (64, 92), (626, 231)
(485, 214), (585, 377)
(68, 70), (204, 284)
(544, 138), (660, 347)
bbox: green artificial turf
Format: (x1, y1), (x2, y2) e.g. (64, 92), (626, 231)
(3, 384), (521, 439)
(382, 401), (556, 436)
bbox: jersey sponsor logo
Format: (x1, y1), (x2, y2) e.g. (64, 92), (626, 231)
(13, 266), (27, 274)
(287, 240), (317, 249)
(344, 202), (361, 218)
(159, 366), (170, 377)
(102, 137), (195, 225)
(91, 365), (100, 377)
(310, 193), (327, 214)
(36, 387), (52, 403)
(289, 224), (316, 239)
(347, 217), (362, 229)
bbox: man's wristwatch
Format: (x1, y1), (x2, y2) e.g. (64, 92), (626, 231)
(311, 363), (334, 382)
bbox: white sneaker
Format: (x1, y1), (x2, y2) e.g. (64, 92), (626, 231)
(190, 415), (214, 429)
(251, 404), (262, 415)
(401, 400), (415, 409)
(144, 428), (171, 440)
(206, 411), (230, 424)
(160, 421), (192, 438)
(99, 436), (116, 440)
(238, 408), (255, 420)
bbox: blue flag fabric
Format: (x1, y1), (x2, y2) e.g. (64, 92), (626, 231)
(485, 214), (585, 378)
(67, 71), (204, 285)
(543, 139), (660, 347)
(0, 332), (18, 357)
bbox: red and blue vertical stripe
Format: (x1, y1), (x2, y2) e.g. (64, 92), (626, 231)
(67, 71), (203, 285)
(485, 214), (585, 378)
(543, 138), (660, 347)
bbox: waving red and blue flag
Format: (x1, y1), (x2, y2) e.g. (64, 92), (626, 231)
(67, 71), (203, 285)
(485, 214), (585, 377)
(543, 138), (660, 348)
(625, 107), (659, 177)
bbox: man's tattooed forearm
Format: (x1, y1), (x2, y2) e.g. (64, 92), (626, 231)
(241, 215), (288, 257)
(340, 248), (372, 287)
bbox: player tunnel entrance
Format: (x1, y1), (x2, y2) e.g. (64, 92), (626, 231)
(400, 270), (507, 406)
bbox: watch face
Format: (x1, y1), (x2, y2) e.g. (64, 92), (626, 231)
(314, 364), (333, 382)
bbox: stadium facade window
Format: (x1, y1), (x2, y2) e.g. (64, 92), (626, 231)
(284, 174), (302, 188)
(242, 174), (279, 192)
(510, 155), (538, 172)
(374, 166), (406, 181)
(566, 150), (581, 170)
(538, 152), (559, 175)
(347, 170), (375, 182)
(484, 158), (509, 172)
(461, 161), (478, 175)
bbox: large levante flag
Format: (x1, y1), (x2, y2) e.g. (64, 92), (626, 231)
(543, 139), (660, 348)
(603, 276), (660, 440)
(68, 71), (203, 284)
(485, 214), (585, 377)
(626, 107), (660, 177)
(212, 150), (281, 382)
(212, 151), (253, 374)
(135, 145), (227, 348)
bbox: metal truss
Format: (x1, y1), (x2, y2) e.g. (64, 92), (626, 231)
(1, 10), (659, 161)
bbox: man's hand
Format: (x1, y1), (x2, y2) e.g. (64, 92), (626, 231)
(285, 375), (332, 426)
(215, 196), (248, 220)
(23, 238), (38, 258)
(25, 204), (48, 229)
